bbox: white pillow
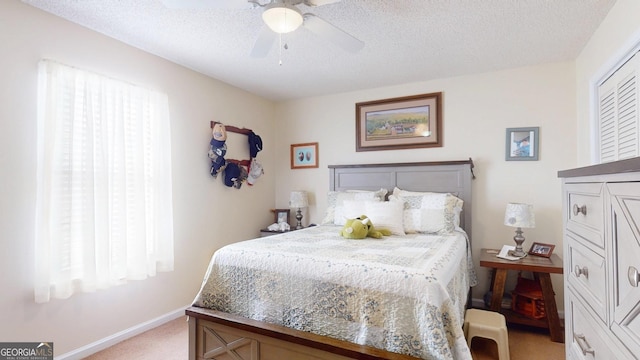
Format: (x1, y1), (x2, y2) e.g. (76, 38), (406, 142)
(335, 199), (370, 226)
(341, 199), (370, 221)
(390, 188), (463, 234)
(342, 200), (405, 235)
(321, 189), (387, 225)
(362, 200), (405, 236)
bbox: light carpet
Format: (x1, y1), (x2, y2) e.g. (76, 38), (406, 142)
(84, 316), (188, 360)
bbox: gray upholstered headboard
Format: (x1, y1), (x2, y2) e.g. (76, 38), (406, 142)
(328, 159), (475, 238)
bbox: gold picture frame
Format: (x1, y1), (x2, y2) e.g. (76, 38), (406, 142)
(356, 92), (442, 152)
(291, 142), (319, 169)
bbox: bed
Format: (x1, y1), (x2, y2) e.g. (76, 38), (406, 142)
(186, 160), (476, 360)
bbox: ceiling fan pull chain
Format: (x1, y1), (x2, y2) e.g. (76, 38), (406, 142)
(279, 33), (283, 66)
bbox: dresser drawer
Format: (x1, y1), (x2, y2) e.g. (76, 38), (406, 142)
(608, 182), (640, 357)
(565, 183), (604, 248)
(566, 234), (607, 323)
(567, 291), (619, 360)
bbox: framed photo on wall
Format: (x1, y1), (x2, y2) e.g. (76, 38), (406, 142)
(355, 92), (442, 152)
(506, 127), (539, 161)
(291, 142), (319, 169)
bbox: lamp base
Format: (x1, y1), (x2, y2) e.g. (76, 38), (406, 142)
(295, 208), (303, 230)
(512, 227), (527, 257)
(508, 250), (527, 259)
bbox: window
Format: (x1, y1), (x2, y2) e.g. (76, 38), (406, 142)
(34, 60), (174, 303)
(597, 52), (639, 163)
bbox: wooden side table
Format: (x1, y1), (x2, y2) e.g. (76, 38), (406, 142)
(259, 229), (290, 237)
(479, 248), (564, 343)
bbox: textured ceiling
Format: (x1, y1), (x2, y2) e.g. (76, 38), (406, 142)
(22, 0), (616, 101)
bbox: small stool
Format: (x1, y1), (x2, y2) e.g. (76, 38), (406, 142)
(463, 308), (510, 360)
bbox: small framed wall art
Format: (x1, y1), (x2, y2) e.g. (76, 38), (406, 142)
(505, 127), (539, 161)
(291, 142), (319, 169)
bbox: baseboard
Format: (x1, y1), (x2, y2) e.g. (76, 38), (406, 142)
(56, 305), (189, 360)
(471, 297), (486, 309)
(471, 297), (564, 319)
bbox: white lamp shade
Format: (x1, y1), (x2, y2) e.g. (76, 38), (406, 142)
(262, 4), (303, 34)
(504, 203), (535, 228)
(289, 191), (309, 208)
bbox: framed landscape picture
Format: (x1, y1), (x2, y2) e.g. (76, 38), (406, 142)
(355, 92), (442, 152)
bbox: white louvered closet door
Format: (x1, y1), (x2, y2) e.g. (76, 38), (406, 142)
(598, 52), (639, 163)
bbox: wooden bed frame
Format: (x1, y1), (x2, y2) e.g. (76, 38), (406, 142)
(186, 160), (475, 360)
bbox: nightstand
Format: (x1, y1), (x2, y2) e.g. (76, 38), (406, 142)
(259, 229), (289, 237)
(479, 248), (564, 343)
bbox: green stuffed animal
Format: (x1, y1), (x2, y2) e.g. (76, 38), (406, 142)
(340, 215), (392, 239)
(340, 216), (369, 239)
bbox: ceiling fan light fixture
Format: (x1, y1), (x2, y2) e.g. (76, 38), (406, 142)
(262, 4), (303, 34)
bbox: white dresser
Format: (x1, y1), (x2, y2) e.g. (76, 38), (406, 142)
(559, 158), (640, 360)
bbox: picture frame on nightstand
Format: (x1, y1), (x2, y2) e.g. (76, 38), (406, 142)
(271, 209), (290, 225)
(528, 242), (555, 258)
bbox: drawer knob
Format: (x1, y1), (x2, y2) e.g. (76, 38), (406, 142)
(574, 333), (595, 356)
(574, 265), (589, 279)
(629, 266), (640, 287)
(573, 204), (587, 216)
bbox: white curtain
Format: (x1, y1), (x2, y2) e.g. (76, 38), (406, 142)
(35, 60), (174, 303)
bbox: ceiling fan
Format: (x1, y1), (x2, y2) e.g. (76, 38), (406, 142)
(160, 0), (364, 57)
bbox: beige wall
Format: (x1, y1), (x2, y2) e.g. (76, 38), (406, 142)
(274, 62), (577, 306)
(0, 1), (275, 356)
(576, 0), (640, 166)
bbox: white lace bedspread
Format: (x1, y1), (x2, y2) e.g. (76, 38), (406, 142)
(192, 225), (477, 360)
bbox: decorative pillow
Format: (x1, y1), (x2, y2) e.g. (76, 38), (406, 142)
(360, 200), (405, 236)
(341, 199), (371, 221)
(390, 188), (463, 234)
(321, 189), (387, 225)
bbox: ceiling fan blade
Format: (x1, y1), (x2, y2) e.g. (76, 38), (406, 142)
(250, 26), (277, 57)
(160, 0), (253, 9)
(303, 14), (364, 53)
(303, 0), (341, 6)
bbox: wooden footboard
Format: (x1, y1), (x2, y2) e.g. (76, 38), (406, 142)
(186, 307), (420, 360)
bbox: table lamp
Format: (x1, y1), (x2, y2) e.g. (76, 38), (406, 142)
(289, 191), (309, 230)
(504, 203), (535, 257)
